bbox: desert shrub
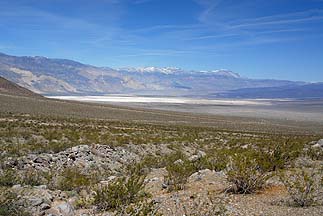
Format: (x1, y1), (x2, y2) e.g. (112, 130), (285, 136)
(162, 151), (186, 165)
(306, 147), (323, 161)
(263, 140), (304, 171)
(0, 168), (48, 187)
(165, 159), (196, 191)
(128, 151), (189, 177)
(0, 169), (19, 187)
(47, 141), (72, 153)
(126, 155), (162, 176)
(20, 168), (46, 186)
(94, 174), (147, 211)
(226, 154), (270, 194)
(56, 167), (94, 191)
(183, 196), (228, 216)
(162, 193), (228, 216)
(279, 168), (323, 207)
(118, 200), (162, 216)
(0, 189), (31, 216)
(194, 149), (233, 172)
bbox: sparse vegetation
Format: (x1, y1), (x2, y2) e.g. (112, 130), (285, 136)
(0, 189), (30, 216)
(165, 158), (196, 191)
(55, 167), (96, 192)
(161, 193), (229, 216)
(0, 111), (322, 215)
(93, 173), (148, 212)
(226, 153), (271, 194)
(279, 168), (323, 207)
(0, 169), (18, 187)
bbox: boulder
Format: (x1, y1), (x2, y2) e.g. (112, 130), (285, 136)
(189, 151), (206, 162)
(29, 197), (43, 207)
(188, 155), (200, 162)
(174, 159), (184, 165)
(187, 169), (229, 192)
(39, 203), (51, 211)
(312, 139), (323, 148)
(47, 201), (75, 216)
(145, 168), (168, 193)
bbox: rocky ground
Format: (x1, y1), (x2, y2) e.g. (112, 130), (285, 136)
(1, 113), (323, 216)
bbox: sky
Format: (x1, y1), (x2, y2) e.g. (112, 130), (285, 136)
(0, 0), (323, 81)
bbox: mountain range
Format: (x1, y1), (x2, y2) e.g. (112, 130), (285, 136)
(0, 52), (322, 99)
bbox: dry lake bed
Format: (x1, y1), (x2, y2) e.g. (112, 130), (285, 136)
(48, 95), (323, 124)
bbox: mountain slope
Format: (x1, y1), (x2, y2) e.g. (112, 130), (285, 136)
(0, 52), (307, 97)
(0, 76), (42, 98)
(216, 83), (323, 99)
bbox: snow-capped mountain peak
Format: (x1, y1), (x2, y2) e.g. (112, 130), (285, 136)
(117, 67), (240, 78)
(118, 67), (183, 74)
(210, 69), (241, 78)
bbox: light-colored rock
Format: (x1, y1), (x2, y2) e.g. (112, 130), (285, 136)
(312, 139), (323, 148)
(49, 202), (75, 216)
(187, 169), (228, 192)
(40, 203), (51, 211)
(189, 151), (206, 162)
(34, 185), (47, 190)
(29, 197), (43, 207)
(174, 159), (184, 165)
(294, 157), (316, 168)
(197, 150), (206, 158)
(145, 168), (168, 193)
(12, 184), (22, 189)
(266, 175), (284, 186)
(188, 155), (200, 162)
(99, 175), (117, 186)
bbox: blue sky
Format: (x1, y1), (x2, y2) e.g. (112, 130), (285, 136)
(0, 0), (323, 81)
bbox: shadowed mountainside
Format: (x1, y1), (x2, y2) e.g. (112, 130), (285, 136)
(0, 76), (42, 98)
(215, 83), (323, 99)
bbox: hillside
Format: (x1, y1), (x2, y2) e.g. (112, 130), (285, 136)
(1, 93), (323, 216)
(0, 76), (42, 98)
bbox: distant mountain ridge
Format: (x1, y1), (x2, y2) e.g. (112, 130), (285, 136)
(0, 52), (321, 98)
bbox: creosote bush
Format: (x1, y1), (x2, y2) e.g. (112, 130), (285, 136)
(226, 154), (270, 194)
(93, 174), (148, 212)
(55, 167), (95, 191)
(279, 168), (323, 207)
(165, 158), (196, 191)
(118, 200), (162, 216)
(0, 189), (30, 216)
(161, 193), (228, 216)
(20, 168), (46, 186)
(194, 149), (233, 172)
(0, 169), (18, 187)
(0, 168), (46, 187)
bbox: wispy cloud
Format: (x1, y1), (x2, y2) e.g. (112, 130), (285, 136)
(185, 33), (239, 41)
(132, 0), (155, 4)
(230, 15), (323, 29)
(194, 0), (223, 23)
(1, 0), (322, 75)
(132, 24), (200, 33)
(116, 49), (196, 58)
